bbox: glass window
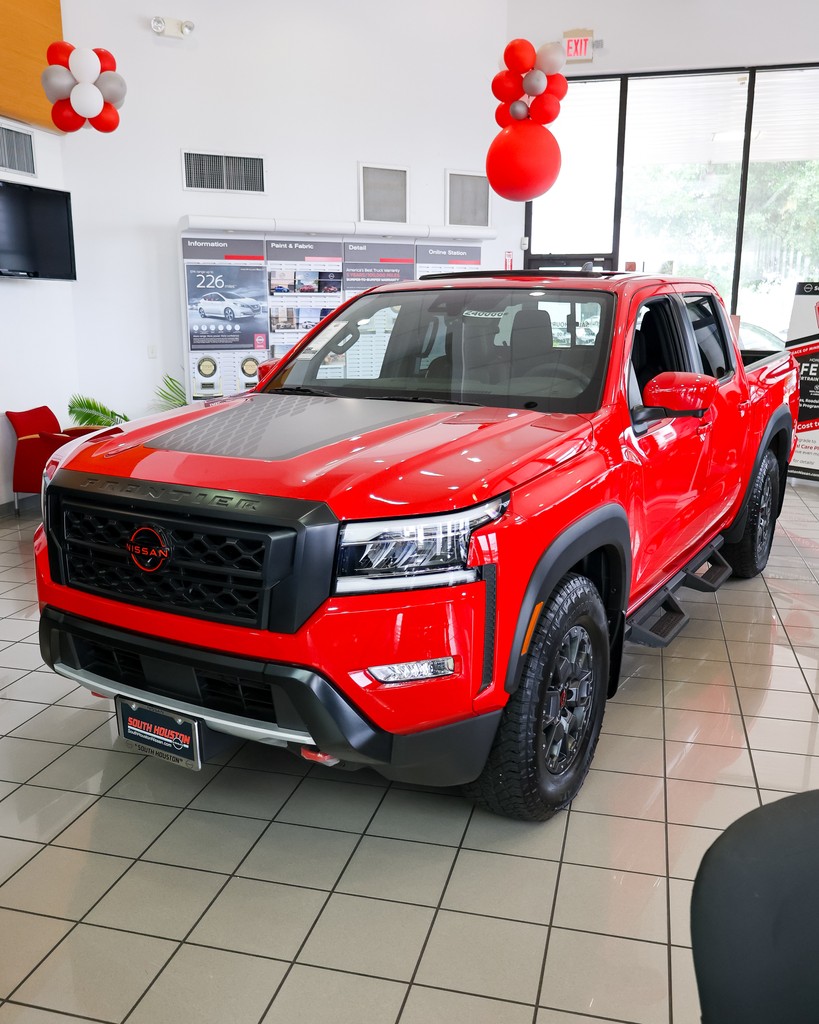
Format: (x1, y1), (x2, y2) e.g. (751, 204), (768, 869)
(529, 79), (621, 255)
(266, 288), (616, 414)
(681, 294), (735, 379)
(736, 67), (819, 338)
(629, 298), (692, 408)
(619, 74), (748, 299)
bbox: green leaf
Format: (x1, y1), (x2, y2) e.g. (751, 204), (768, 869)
(67, 394), (129, 427)
(154, 375), (188, 410)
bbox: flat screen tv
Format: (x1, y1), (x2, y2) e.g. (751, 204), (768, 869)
(0, 179), (76, 280)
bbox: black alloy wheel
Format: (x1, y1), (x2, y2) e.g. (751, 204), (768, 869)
(723, 448), (780, 578)
(464, 573), (609, 821)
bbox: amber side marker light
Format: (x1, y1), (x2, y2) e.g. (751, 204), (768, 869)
(521, 601), (544, 655)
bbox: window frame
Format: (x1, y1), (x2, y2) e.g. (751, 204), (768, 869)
(524, 59), (819, 315)
(677, 292), (737, 382)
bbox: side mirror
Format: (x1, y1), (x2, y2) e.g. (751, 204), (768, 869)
(641, 371), (719, 419)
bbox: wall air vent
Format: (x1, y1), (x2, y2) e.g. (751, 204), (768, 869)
(360, 164), (408, 223)
(447, 171), (490, 227)
(0, 125), (35, 175)
(183, 152), (264, 193)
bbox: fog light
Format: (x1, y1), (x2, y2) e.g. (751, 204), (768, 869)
(368, 657), (455, 684)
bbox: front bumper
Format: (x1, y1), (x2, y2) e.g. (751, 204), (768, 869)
(39, 607), (501, 787)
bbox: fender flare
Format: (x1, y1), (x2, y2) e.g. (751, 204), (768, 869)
(722, 407), (793, 544)
(504, 503), (632, 695)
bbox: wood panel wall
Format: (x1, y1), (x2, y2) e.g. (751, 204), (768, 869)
(0, 0), (63, 131)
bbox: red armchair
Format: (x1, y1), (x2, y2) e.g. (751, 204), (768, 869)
(5, 406), (96, 514)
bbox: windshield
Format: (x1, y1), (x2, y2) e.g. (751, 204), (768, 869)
(262, 287), (615, 413)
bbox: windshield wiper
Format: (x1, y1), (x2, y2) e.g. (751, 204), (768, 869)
(377, 394), (481, 406)
(271, 385), (340, 398)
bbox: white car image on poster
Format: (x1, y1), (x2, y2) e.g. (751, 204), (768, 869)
(186, 264), (268, 350)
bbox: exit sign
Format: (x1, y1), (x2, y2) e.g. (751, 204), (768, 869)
(564, 28), (594, 63)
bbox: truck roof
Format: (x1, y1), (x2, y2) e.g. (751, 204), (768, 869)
(366, 270), (719, 298)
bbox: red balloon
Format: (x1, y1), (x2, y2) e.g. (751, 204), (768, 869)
(495, 103), (514, 128)
(504, 38), (536, 74)
(486, 121), (562, 202)
(51, 98), (85, 132)
(529, 93), (560, 125)
(546, 73), (569, 100)
(90, 102), (120, 133)
(46, 40), (75, 68)
(93, 48), (117, 73)
(491, 70), (524, 103)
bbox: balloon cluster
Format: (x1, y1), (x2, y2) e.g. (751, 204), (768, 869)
(486, 39), (567, 202)
(41, 41), (127, 133)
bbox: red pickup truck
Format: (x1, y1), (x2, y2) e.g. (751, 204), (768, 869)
(36, 271), (799, 820)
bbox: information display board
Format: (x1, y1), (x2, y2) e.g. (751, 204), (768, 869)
(787, 282), (819, 481)
(342, 241), (415, 297)
(182, 237), (268, 399)
(180, 232), (483, 401)
(266, 240), (344, 360)
(416, 244), (481, 278)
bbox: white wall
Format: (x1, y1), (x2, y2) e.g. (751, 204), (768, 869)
(508, 0), (819, 74)
(56, 0), (518, 426)
(0, 123), (80, 505)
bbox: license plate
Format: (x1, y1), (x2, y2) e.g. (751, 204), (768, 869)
(115, 698), (202, 770)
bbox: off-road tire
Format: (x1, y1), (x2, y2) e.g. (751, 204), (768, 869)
(723, 449), (779, 578)
(464, 573), (609, 821)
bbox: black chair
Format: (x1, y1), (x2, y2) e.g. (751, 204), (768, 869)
(510, 308), (553, 378)
(691, 789), (819, 1023)
(631, 308), (666, 394)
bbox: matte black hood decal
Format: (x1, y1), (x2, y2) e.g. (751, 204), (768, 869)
(146, 393), (446, 462)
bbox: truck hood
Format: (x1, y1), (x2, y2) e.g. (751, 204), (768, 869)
(60, 393), (593, 519)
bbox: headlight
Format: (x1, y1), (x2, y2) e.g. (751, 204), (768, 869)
(335, 496), (507, 594)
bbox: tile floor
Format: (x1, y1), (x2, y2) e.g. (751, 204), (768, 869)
(0, 479), (817, 1023)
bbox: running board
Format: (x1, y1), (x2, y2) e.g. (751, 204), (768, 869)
(680, 540), (732, 593)
(627, 586), (689, 648)
(626, 539), (730, 648)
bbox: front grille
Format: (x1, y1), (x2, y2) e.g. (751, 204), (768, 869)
(57, 499), (292, 627)
(73, 633), (282, 723)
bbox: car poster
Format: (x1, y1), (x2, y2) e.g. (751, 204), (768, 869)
(342, 241), (415, 298)
(786, 282), (819, 481)
(266, 239), (344, 360)
(182, 237), (269, 400)
(415, 244), (481, 278)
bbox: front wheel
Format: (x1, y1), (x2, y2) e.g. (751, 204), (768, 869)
(224, 307), (235, 321)
(723, 448), (779, 578)
(464, 573), (609, 821)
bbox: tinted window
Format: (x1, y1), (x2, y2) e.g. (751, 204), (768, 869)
(682, 294), (734, 379)
(263, 287), (616, 414)
(629, 297), (692, 410)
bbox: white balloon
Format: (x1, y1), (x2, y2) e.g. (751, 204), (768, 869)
(522, 69), (547, 96)
(68, 47), (101, 84)
(70, 81), (104, 118)
(535, 41), (566, 76)
(510, 99), (529, 120)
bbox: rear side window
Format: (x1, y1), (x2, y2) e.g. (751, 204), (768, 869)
(682, 294), (734, 380)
